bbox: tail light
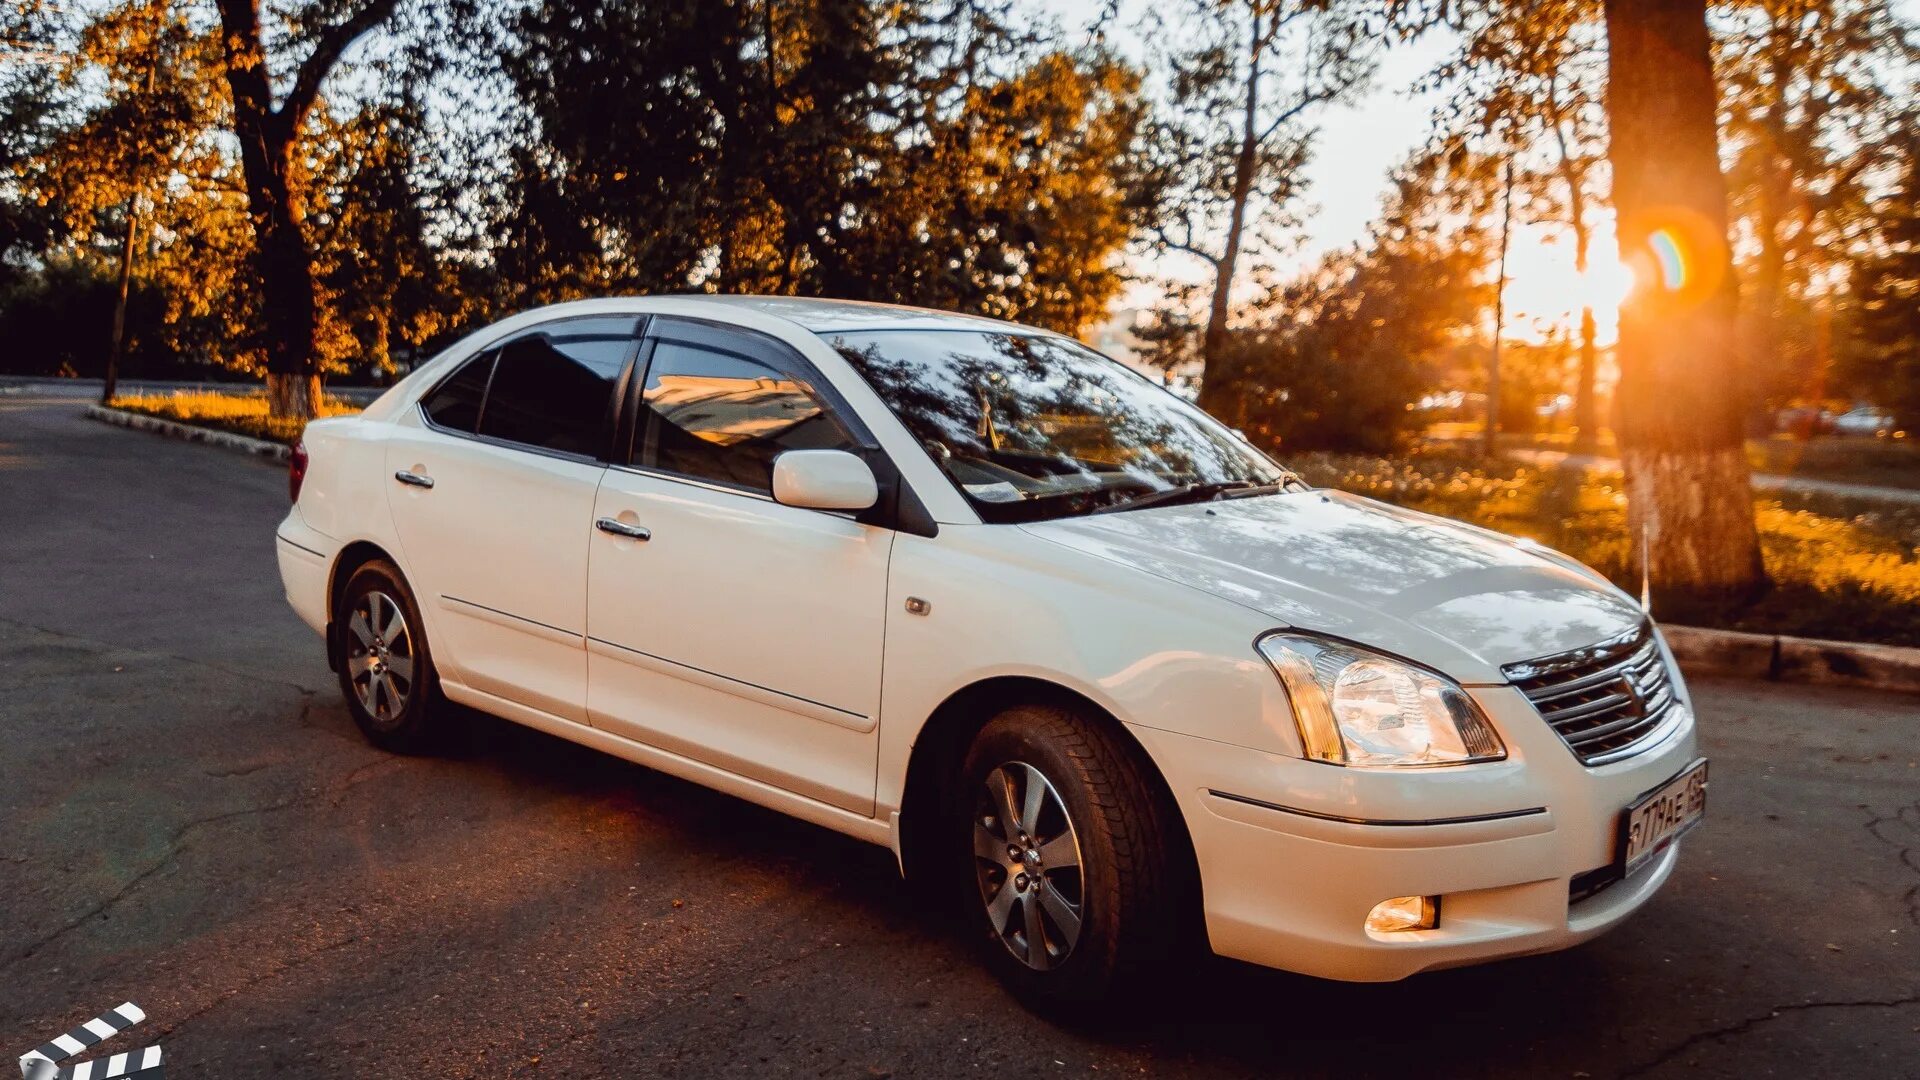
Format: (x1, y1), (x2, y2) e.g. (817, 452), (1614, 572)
(289, 441), (309, 503)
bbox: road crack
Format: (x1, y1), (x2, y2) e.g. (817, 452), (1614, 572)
(1, 753), (414, 974)
(1615, 994), (1920, 1077)
(1, 796), (306, 971)
(1863, 801), (1920, 929)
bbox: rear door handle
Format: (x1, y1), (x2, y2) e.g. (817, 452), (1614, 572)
(394, 470), (435, 489)
(595, 517), (651, 541)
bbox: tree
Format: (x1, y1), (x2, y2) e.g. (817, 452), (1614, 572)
(1434, 0), (1610, 449)
(1603, 0), (1766, 602)
(1148, 0), (1374, 421)
(1849, 139), (1920, 428)
(1193, 152), (1490, 452)
(874, 20), (1155, 330)
(212, 0), (406, 419)
(304, 99), (457, 379)
(4, 0), (257, 381)
(1716, 0), (1920, 412)
(493, 0), (1152, 334)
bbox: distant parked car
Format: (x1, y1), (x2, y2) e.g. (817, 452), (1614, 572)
(1832, 406), (1897, 437)
(277, 295), (1705, 1009)
(1774, 405), (1833, 439)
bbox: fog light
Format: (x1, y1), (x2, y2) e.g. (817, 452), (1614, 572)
(1367, 895), (1438, 933)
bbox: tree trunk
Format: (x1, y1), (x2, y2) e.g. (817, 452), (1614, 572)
(1574, 304), (1598, 450)
(250, 150), (323, 420)
(1603, 0), (1768, 605)
(266, 371), (323, 418)
(216, 0), (332, 423)
(1194, 11), (1264, 429)
(1565, 171), (1599, 452)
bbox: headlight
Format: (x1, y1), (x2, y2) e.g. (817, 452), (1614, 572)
(1256, 632), (1506, 767)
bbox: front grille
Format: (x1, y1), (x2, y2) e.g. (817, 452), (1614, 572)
(1503, 622), (1681, 766)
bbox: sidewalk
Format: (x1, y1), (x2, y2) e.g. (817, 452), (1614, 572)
(0, 374), (386, 405)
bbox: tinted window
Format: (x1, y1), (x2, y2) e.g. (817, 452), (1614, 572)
(477, 318), (639, 456)
(829, 330), (1294, 522)
(633, 340), (858, 492)
(421, 351), (494, 433)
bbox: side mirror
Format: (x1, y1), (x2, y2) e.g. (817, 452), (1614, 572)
(772, 449), (879, 511)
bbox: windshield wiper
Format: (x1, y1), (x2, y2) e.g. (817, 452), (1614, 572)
(1090, 480), (1258, 515)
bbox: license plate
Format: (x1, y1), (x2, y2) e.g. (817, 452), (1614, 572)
(1621, 759), (1709, 876)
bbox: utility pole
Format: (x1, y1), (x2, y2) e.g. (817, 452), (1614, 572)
(1486, 156), (1514, 459)
(102, 19), (159, 406)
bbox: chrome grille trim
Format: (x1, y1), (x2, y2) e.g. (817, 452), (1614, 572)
(1503, 622), (1683, 766)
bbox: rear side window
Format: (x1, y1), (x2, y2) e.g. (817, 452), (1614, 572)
(471, 317), (640, 457)
(633, 340), (859, 493)
(420, 351), (494, 433)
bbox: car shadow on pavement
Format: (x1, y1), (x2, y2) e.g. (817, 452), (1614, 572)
(427, 704), (1634, 1075)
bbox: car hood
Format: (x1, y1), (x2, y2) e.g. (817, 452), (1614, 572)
(1022, 490), (1645, 684)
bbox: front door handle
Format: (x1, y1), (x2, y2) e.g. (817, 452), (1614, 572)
(394, 470), (435, 489)
(595, 517), (651, 541)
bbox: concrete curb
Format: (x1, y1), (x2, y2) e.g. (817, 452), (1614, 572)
(75, 403), (1920, 696)
(85, 403), (292, 464)
(1662, 624), (1920, 695)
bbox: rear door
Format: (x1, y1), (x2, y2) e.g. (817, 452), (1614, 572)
(384, 315), (642, 722)
(585, 318), (893, 814)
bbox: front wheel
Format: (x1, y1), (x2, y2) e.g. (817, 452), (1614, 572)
(334, 559), (452, 753)
(957, 704), (1191, 1012)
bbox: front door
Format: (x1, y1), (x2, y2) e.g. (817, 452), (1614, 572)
(384, 316), (640, 721)
(586, 319), (892, 815)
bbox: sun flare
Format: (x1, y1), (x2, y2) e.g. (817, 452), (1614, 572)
(1497, 214), (1635, 346)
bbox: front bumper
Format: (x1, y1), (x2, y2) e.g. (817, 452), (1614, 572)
(1130, 683), (1699, 982)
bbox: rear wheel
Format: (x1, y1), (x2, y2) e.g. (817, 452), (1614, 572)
(335, 560), (451, 753)
(956, 703), (1190, 1012)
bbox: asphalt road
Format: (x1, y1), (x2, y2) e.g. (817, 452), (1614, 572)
(2, 394), (1916, 1079)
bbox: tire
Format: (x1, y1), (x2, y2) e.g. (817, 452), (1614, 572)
(333, 559), (452, 754)
(955, 703), (1190, 1013)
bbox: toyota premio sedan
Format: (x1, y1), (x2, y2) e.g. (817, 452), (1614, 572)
(276, 296), (1707, 1009)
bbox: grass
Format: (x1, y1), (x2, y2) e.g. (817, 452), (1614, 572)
(108, 390), (361, 446)
(1292, 448), (1920, 647)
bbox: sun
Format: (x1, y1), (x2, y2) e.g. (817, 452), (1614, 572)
(1498, 215), (1634, 346)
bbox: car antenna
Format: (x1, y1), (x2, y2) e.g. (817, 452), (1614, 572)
(1639, 522), (1653, 614)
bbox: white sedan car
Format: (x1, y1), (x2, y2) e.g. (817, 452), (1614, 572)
(277, 296), (1705, 1009)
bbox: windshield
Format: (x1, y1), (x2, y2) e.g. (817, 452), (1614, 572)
(826, 329), (1302, 523)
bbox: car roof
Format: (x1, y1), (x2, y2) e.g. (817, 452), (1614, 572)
(645, 294), (1052, 336)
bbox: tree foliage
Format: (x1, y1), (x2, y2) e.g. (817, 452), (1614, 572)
(1716, 0), (1920, 410)
(488, 0), (1153, 334)
(1197, 153), (1490, 452)
(1848, 141), (1920, 427)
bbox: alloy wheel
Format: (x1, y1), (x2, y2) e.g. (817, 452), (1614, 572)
(973, 761), (1085, 970)
(345, 590), (414, 726)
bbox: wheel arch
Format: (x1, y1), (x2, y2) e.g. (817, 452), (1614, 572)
(325, 540), (401, 668)
(895, 675), (1202, 920)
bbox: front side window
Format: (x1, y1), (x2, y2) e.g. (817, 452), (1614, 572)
(632, 339), (859, 493)
(474, 317), (639, 456)
(827, 329), (1298, 523)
